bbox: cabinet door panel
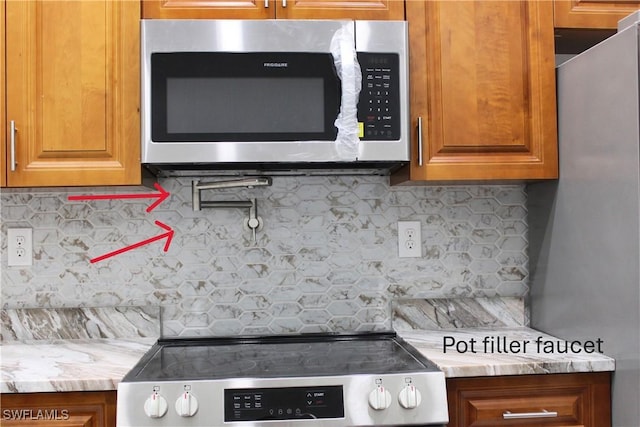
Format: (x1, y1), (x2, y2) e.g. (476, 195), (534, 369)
(1, 0), (6, 187)
(554, 0), (640, 29)
(142, 0), (274, 19)
(277, 0), (405, 20)
(460, 390), (585, 425)
(397, 0), (558, 183)
(41, 2), (107, 153)
(437, 2), (527, 152)
(446, 373), (611, 427)
(1, 391), (116, 427)
(5, 0), (140, 187)
(142, 0), (403, 19)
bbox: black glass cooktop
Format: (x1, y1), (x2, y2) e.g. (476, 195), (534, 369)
(124, 332), (437, 382)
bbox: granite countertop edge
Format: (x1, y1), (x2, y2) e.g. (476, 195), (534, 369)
(0, 337), (157, 394)
(397, 326), (616, 378)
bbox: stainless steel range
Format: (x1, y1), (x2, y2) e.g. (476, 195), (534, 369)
(116, 332), (448, 427)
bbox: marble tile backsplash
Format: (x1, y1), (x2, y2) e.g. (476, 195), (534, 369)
(1, 176), (528, 336)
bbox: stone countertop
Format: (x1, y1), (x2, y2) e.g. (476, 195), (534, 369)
(398, 327), (615, 378)
(0, 328), (616, 393)
(1, 338), (156, 393)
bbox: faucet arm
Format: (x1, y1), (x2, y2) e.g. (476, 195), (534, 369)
(199, 201), (253, 209)
(192, 178), (272, 211)
(193, 177), (272, 191)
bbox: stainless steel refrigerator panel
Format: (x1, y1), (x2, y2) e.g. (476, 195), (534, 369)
(529, 22), (640, 426)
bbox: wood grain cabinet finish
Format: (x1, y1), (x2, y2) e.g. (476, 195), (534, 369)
(446, 372), (612, 427)
(141, 0), (404, 20)
(554, 0), (640, 29)
(1, 391), (116, 427)
(3, 0), (141, 187)
(1, 0), (6, 187)
(393, 0), (558, 183)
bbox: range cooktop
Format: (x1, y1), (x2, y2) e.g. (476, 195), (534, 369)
(125, 333), (439, 381)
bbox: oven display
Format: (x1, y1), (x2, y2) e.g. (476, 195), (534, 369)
(224, 386), (344, 422)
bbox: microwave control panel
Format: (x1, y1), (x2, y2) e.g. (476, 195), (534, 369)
(357, 53), (401, 141)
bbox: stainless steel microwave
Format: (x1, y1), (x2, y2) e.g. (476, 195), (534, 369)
(141, 19), (409, 173)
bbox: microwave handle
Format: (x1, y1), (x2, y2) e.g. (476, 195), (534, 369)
(417, 116), (424, 166)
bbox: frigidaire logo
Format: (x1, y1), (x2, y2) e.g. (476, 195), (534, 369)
(263, 62), (288, 68)
(3, 409), (70, 421)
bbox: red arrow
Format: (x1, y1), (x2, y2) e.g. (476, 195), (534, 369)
(90, 221), (174, 263)
(68, 183), (169, 212)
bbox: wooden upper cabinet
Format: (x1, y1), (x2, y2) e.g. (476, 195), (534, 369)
(5, 0), (141, 187)
(142, 0), (274, 19)
(142, 0), (405, 20)
(1, 1), (6, 187)
(554, 0), (640, 29)
(393, 0), (558, 183)
(276, 0), (405, 20)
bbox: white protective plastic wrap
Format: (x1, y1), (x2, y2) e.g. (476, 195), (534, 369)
(330, 22), (362, 161)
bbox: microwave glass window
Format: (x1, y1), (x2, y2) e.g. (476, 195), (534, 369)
(166, 78), (325, 134)
(151, 52), (341, 142)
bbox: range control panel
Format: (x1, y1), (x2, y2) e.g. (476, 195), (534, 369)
(357, 53), (401, 141)
(224, 386), (344, 421)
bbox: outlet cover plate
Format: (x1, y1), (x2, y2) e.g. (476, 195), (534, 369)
(398, 221), (421, 258)
(7, 228), (33, 266)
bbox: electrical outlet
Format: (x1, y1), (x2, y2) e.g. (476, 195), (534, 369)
(398, 221), (421, 258)
(7, 228), (33, 266)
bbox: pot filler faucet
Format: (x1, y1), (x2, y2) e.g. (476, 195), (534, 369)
(192, 177), (272, 244)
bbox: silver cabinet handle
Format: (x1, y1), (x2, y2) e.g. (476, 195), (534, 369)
(265, 0), (268, 7)
(10, 120), (17, 171)
(503, 409), (558, 419)
(417, 116), (423, 166)
(282, 0), (287, 7)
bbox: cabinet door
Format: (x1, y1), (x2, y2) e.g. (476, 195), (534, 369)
(394, 0), (558, 183)
(276, 0), (404, 20)
(142, 0), (275, 19)
(1, 391), (116, 427)
(5, 0), (140, 187)
(446, 373), (611, 427)
(1, 0), (6, 187)
(554, 0), (640, 29)
(142, 0), (404, 19)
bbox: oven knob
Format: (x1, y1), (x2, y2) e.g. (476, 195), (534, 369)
(175, 392), (199, 417)
(398, 384), (422, 409)
(368, 386), (392, 410)
(144, 392), (168, 418)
